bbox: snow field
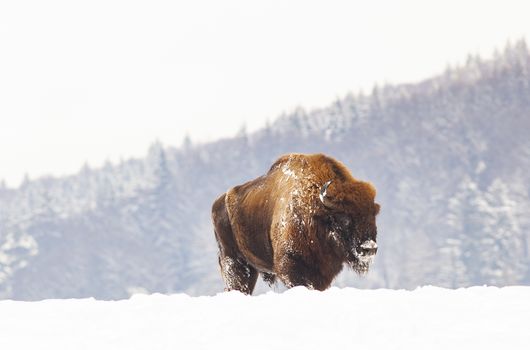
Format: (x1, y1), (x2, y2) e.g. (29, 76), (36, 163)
(0, 286), (529, 350)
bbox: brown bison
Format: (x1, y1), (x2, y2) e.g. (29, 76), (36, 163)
(212, 153), (380, 294)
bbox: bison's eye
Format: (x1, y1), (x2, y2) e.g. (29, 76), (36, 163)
(329, 214), (351, 230)
(338, 215), (351, 228)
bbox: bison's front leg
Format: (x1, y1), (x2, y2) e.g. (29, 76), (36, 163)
(277, 252), (330, 291)
(219, 256), (258, 295)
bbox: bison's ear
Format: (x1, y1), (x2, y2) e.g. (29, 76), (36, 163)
(374, 203), (381, 216)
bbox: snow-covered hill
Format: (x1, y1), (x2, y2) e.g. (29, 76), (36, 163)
(1, 286), (529, 350)
(1, 40), (530, 300)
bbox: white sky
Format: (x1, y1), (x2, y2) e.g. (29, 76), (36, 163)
(1, 0), (530, 187)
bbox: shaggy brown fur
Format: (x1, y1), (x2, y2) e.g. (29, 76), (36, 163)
(212, 153), (380, 294)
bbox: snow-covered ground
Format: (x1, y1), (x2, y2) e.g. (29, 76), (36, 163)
(1, 286), (529, 350)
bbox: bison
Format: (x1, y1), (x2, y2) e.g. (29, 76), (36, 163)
(212, 153), (380, 294)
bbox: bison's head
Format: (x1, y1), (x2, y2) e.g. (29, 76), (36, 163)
(319, 180), (380, 274)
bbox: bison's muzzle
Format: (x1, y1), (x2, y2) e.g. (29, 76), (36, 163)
(360, 239), (378, 255)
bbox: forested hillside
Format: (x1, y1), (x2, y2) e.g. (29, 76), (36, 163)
(1, 40), (529, 300)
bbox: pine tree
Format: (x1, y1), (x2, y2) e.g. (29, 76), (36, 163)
(181, 134), (192, 152)
(141, 141), (187, 291)
(447, 177), (526, 286)
(445, 176), (481, 286)
(144, 141), (177, 237)
(478, 179), (526, 285)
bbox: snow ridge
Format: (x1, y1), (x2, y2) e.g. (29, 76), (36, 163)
(0, 286), (528, 350)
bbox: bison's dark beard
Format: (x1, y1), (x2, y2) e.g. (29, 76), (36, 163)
(347, 247), (376, 275)
(326, 222), (376, 274)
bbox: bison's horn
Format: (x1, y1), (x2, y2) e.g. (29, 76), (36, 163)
(319, 180), (334, 208)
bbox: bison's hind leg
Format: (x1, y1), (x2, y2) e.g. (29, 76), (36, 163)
(219, 256), (258, 295)
(212, 194), (258, 295)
